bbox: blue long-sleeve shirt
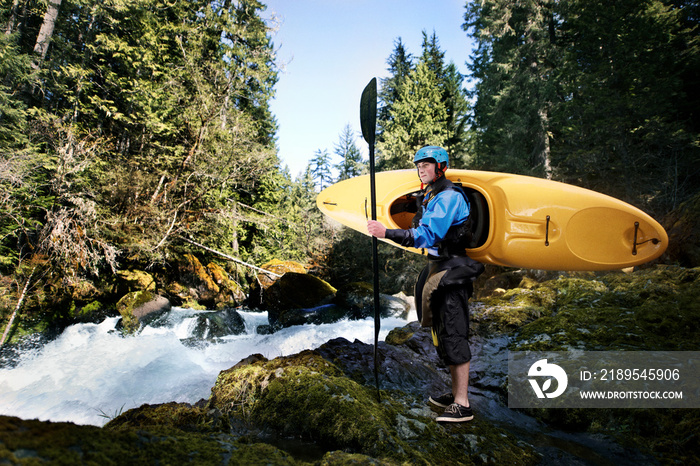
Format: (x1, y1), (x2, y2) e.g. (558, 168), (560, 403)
(412, 189), (470, 255)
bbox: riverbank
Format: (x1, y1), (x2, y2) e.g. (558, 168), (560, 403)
(1, 265), (698, 464)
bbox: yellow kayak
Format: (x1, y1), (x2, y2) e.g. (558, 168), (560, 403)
(316, 169), (668, 271)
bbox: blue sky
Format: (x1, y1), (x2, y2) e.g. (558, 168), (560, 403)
(262, 1), (475, 178)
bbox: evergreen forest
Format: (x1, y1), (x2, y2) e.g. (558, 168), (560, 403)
(1, 0), (699, 339)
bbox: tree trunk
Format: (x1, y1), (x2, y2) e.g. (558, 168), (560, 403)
(4, 0), (21, 35)
(538, 108), (553, 180)
(33, 0), (62, 61)
(0, 266), (36, 347)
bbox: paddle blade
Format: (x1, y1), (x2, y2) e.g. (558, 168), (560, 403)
(360, 78), (377, 146)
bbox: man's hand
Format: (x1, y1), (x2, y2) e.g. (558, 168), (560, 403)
(367, 220), (387, 238)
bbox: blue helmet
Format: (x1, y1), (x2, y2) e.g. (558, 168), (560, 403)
(413, 146), (449, 168)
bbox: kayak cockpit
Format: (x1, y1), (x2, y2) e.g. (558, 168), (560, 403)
(389, 186), (490, 249)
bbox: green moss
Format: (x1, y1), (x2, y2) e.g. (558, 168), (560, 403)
(227, 441), (304, 465)
(385, 326), (414, 346)
(105, 402), (216, 433)
(185, 253), (219, 293)
(208, 349), (538, 465)
(0, 415), (228, 465)
(502, 266), (700, 463)
(117, 270), (156, 291)
(512, 266), (700, 351)
(473, 285), (557, 334)
(116, 290), (154, 333)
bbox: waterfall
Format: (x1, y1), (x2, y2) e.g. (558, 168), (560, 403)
(0, 308), (413, 427)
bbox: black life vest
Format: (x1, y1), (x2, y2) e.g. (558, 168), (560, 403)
(411, 176), (473, 258)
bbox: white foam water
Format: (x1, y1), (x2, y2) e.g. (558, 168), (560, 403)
(0, 308), (413, 426)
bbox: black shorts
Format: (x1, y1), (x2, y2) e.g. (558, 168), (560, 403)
(432, 284), (471, 365)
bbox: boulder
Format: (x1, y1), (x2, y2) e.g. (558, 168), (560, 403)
(206, 262), (246, 306)
(116, 291), (171, 333)
(190, 308), (246, 340)
(180, 254), (219, 303)
(247, 259), (308, 308)
(333, 281), (410, 319)
(116, 270), (156, 293)
(257, 259), (307, 289)
(171, 255), (246, 309)
(263, 272), (336, 327)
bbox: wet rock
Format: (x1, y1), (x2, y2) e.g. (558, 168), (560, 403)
(267, 303), (348, 330)
(116, 290), (159, 333)
(263, 272), (336, 327)
(207, 347), (538, 464)
(190, 308), (246, 340)
(334, 282), (410, 320)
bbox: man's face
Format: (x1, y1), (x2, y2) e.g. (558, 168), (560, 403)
(416, 161), (437, 184)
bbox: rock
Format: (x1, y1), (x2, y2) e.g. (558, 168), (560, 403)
(180, 254), (219, 303)
(247, 259), (308, 308)
(257, 259), (307, 289)
(132, 295), (171, 320)
(333, 282), (410, 319)
(116, 270), (156, 299)
(263, 272), (336, 326)
(207, 347), (539, 464)
(263, 280), (411, 330)
(170, 256), (246, 309)
(116, 291), (171, 333)
(268, 303), (348, 330)
(206, 262), (246, 306)
(0, 413), (298, 464)
(190, 308), (246, 340)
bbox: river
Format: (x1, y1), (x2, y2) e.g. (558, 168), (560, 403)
(0, 308), (414, 427)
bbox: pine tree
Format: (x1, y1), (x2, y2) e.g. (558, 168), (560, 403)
(552, 0), (700, 209)
(334, 124), (365, 181)
(309, 149), (333, 190)
(378, 38), (414, 127)
(378, 60), (448, 169)
(0, 0), (282, 276)
(465, 0), (560, 178)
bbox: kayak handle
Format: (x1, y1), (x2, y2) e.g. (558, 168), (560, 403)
(632, 221), (660, 255)
(545, 215), (551, 246)
(365, 198), (368, 220)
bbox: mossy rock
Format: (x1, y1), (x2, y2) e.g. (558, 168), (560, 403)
(0, 415), (230, 465)
(500, 266), (700, 463)
(68, 278), (101, 301)
(208, 350), (539, 464)
(206, 261), (245, 306)
(181, 254), (218, 297)
(105, 402), (219, 433)
(116, 290), (157, 333)
(512, 266), (700, 352)
(116, 270), (156, 292)
(258, 259), (306, 289)
(263, 272), (336, 314)
(472, 284), (557, 335)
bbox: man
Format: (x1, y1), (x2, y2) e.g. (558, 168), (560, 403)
(367, 145), (483, 423)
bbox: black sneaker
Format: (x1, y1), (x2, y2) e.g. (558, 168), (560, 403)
(428, 392), (455, 408)
(436, 403), (474, 423)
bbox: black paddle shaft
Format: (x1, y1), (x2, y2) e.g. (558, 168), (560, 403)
(360, 78), (381, 401)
